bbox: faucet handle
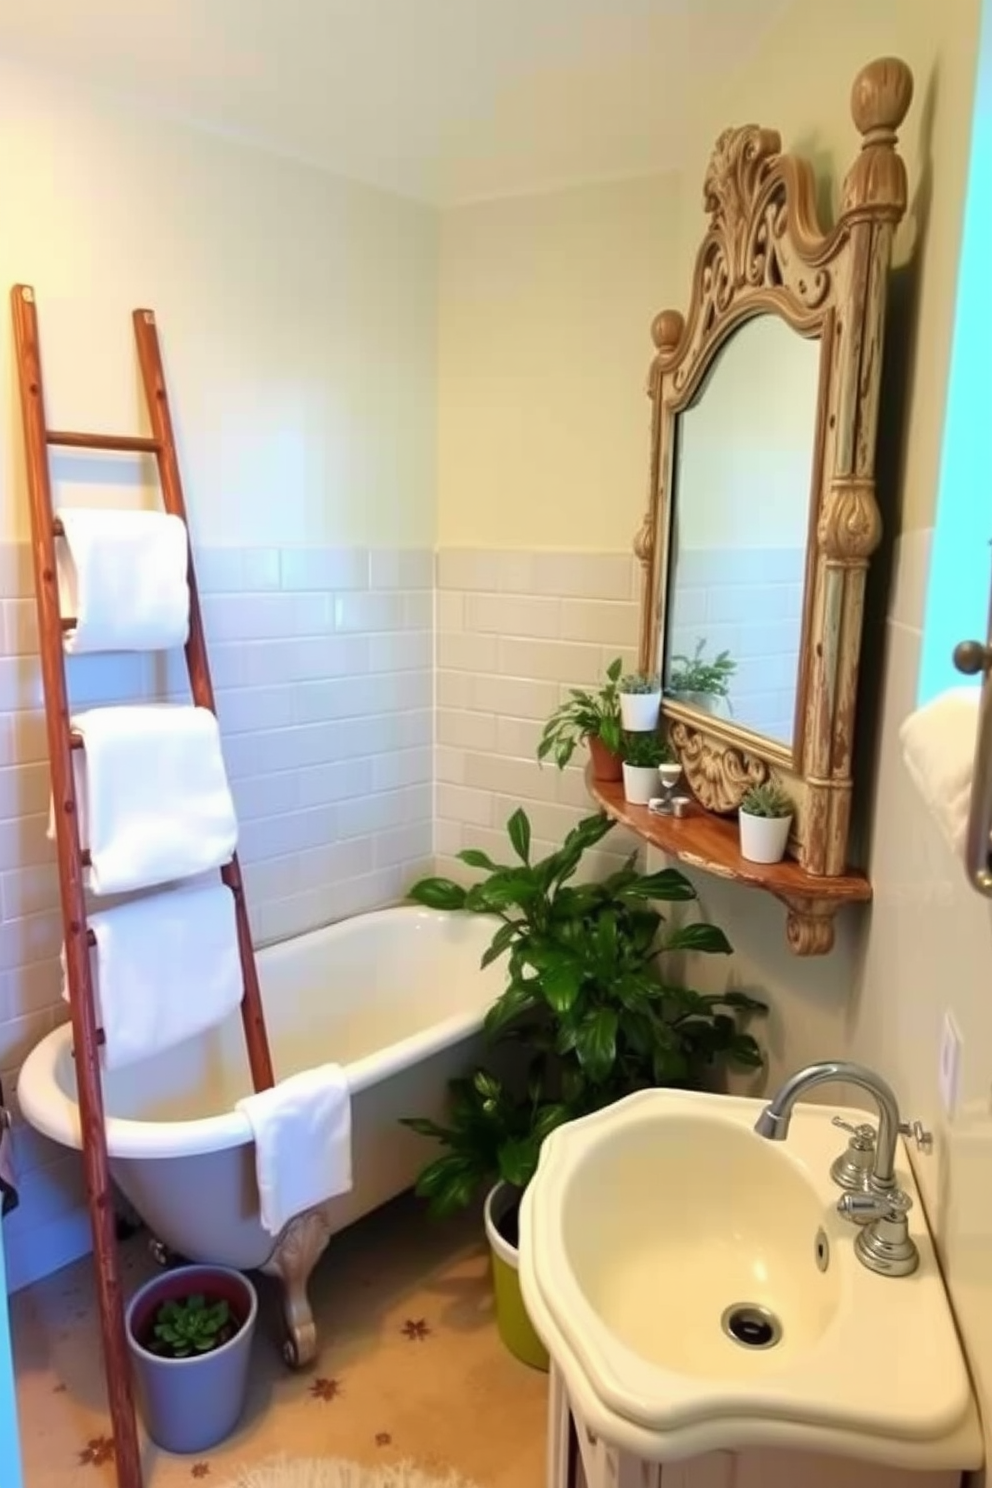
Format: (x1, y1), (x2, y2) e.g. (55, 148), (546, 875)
(899, 1119), (934, 1154)
(832, 1116), (876, 1149)
(838, 1187), (913, 1222)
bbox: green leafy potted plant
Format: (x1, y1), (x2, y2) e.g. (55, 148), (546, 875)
(621, 730), (674, 806)
(667, 639), (736, 717)
(739, 781), (794, 864)
(618, 670), (662, 731)
(125, 1264), (258, 1454)
(402, 808), (765, 1369)
(537, 656), (624, 782)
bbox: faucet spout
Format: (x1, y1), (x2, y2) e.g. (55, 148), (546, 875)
(753, 1060), (901, 1189)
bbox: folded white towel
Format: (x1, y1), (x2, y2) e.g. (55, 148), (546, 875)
(236, 1065), (352, 1237)
(56, 507), (190, 654)
(899, 686), (980, 859)
(60, 704), (238, 895)
(63, 883), (243, 1069)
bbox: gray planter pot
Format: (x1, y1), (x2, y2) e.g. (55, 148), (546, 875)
(126, 1264), (257, 1454)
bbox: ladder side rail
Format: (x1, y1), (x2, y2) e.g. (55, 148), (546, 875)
(10, 284), (143, 1488)
(131, 309), (274, 1093)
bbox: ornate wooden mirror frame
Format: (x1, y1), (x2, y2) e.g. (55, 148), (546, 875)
(634, 56), (913, 884)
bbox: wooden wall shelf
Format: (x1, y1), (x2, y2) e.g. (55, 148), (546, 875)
(587, 771), (871, 956)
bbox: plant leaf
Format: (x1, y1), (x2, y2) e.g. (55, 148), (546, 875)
(506, 808), (532, 864)
(480, 920), (519, 969)
(539, 959), (585, 1014)
(498, 1137), (539, 1189)
(458, 848), (502, 871)
(484, 978), (539, 1037)
(408, 877), (468, 911)
(575, 1008), (618, 1082)
(664, 923), (734, 955)
(622, 868), (697, 902)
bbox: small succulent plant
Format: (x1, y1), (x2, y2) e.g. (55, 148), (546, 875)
(622, 731), (674, 767)
(152, 1294), (235, 1359)
(619, 671), (661, 695)
(740, 782), (793, 820)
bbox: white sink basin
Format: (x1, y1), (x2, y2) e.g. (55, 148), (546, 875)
(519, 1088), (981, 1469)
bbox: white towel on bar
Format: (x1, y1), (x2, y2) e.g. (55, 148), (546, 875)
(63, 882), (243, 1069)
(57, 703), (238, 895)
(56, 506), (190, 654)
(236, 1065), (353, 1237)
(899, 686), (980, 859)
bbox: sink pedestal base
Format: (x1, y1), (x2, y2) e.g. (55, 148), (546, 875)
(547, 1367), (964, 1488)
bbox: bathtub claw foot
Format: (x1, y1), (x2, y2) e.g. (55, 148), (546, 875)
(261, 1206), (332, 1371)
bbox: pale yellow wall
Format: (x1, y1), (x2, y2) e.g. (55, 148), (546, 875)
(0, 61), (439, 548)
(438, 0), (978, 549)
(437, 173), (677, 551)
(681, 0), (980, 536)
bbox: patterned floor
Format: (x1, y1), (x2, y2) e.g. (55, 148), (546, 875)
(10, 1195), (547, 1487)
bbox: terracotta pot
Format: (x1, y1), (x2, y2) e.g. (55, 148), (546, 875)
(587, 735), (623, 782)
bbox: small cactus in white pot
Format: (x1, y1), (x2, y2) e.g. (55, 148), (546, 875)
(619, 671), (662, 731)
(739, 782), (794, 864)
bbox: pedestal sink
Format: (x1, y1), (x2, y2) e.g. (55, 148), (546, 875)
(519, 1088), (982, 1471)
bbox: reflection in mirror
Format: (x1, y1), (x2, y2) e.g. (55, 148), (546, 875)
(662, 316), (821, 749)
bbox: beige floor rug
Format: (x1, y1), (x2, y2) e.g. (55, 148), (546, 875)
(219, 1458), (482, 1487)
(11, 1192), (547, 1488)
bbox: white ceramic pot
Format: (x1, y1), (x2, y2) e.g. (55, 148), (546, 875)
(619, 691), (661, 731)
(739, 810), (792, 864)
(622, 763), (660, 806)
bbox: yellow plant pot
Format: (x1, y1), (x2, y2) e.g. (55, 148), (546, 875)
(484, 1183), (549, 1372)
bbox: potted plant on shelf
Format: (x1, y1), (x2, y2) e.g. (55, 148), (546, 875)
(537, 656), (624, 782)
(618, 670), (662, 731)
(667, 639), (736, 717)
(125, 1264), (258, 1454)
(402, 808), (766, 1370)
(739, 781), (794, 864)
(621, 731), (674, 806)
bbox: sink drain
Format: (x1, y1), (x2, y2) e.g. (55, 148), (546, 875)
(720, 1303), (782, 1350)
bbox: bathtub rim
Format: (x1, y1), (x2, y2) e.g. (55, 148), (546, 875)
(17, 904), (496, 1162)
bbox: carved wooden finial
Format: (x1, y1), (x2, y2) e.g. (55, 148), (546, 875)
(850, 56), (913, 142)
(842, 57), (913, 219)
(651, 309), (683, 353)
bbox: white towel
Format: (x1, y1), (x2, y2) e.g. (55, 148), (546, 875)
(236, 1065), (352, 1237)
(899, 686), (980, 859)
(59, 704), (238, 894)
(63, 882), (243, 1069)
(56, 507), (190, 654)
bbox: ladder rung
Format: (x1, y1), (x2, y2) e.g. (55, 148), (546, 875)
(47, 430), (161, 454)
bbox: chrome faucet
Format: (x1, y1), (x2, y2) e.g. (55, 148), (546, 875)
(754, 1061), (919, 1277)
(754, 1060), (901, 1189)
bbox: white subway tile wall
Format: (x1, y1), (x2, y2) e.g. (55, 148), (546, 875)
(3, 542), (687, 1291)
(434, 549), (645, 878)
(0, 544), (433, 1291)
(666, 545), (806, 743)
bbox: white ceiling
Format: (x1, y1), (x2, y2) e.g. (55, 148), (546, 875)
(0, 0), (791, 204)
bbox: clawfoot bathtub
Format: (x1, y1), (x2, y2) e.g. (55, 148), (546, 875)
(18, 906), (501, 1366)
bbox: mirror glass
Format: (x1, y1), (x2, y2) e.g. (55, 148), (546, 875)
(661, 315), (821, 749)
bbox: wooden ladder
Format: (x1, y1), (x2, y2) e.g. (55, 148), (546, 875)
(10, 285), (276, 1488)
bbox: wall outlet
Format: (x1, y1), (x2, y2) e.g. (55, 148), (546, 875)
(938, 1011), (962, 1119)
